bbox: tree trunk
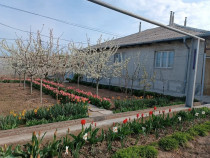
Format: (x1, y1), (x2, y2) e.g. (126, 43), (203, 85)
(77, 75), (80, 88)
(30, 76), (33, 94)
(96, 79), (99, 96)
(143, 86), (146, 98)
(131, 79), (134, 96)
(40, 77), (43, 104)
(23, 73), (26, 89)
(19, 74), (21, 87)
(125, 78), (128, 95)
(109, 78), (111, 90)
(14, 69), (16, 79)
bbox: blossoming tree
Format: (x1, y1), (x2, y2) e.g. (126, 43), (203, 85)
(85, 37), (126, 96)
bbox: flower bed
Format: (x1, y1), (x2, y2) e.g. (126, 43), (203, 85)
(38, 79), (111, 109)
(0, 102), (88, 130)
(1, 107), (209, 157)
(114, 97), (185, 113)
(31, 80), (89, 104)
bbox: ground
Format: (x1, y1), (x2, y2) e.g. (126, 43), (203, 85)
(0, 83), (57, 116)
(158, 135), (210, 158)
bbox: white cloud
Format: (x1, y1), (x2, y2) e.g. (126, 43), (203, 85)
(112, 0), (210, 30)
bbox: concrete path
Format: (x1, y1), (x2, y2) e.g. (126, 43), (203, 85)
(88, 104), (113, 117)
(0, 104), (209, 146)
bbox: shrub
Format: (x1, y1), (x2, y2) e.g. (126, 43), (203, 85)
(191, 125), (208, 137)
(112, 145), (158, 158)
(158, 136), (179, 151)
(172, 132), (190, 146)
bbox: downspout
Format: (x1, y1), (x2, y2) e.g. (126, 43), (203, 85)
(183, 37), (191, 95)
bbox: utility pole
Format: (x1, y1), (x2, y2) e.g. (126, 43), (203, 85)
(87, 0), (205, 108)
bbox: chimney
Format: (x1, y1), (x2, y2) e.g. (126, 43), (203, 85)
(184, 17), (187, 26)
(169, 11), (173, 25)
(172, 12), (175, 25)
(139, 22), (141, 32)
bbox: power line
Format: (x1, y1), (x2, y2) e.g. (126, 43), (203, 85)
(0, 3), (122, 37)
(0, 22), (87, 44)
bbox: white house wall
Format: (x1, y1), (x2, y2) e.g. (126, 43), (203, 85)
(97, 40), (205, 97)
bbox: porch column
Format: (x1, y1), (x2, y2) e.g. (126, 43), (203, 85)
(186, 39), (200, 107)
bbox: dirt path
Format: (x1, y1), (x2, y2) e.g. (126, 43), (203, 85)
(158, 135), (210, 158)
(0, 83), (57, 116)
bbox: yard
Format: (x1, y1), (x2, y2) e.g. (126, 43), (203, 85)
(0, 83), (56, 116)
(0, 78), (190, 130)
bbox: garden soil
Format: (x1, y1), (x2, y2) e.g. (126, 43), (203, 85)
(0, 83), (57, 116)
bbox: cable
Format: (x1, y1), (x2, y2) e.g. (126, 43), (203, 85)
(0, 3), (122, 37)
(0, 22), (87, 44)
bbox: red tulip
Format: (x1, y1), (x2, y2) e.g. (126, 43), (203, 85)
(137, 113), (140, 118)
(149, 111), (153, 115)
(113, 122), (115, 126)
(123, 118), (128, 124)
(141, 113), (144, 117)
(81, 119), (86, 125)
(91, 121), (94, 125)
(188, 108), (191, 112)
(154, 106), (157, 110)
(169, 109), (172, 112)
(162, 110), (165, 114)
(95, 123), (97, 127)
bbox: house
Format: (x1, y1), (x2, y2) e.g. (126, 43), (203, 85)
(85, 13), (210, 98)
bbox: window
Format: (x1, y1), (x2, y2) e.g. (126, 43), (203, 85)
(155, 51), (174, 68)
(114, 53), (121, 62)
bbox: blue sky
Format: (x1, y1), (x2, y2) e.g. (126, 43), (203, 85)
(0, 0), (209, 47)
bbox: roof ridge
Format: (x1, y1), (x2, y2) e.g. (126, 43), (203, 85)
(174, 23), (210, 33)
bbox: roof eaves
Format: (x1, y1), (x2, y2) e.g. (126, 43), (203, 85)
(119, 36), (191, 48)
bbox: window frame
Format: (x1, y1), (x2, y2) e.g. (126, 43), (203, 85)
(155, 51), (174, 68)
(114, 53), (122, 63)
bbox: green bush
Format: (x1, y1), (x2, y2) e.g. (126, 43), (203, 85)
(172, 132), (190, 146)
(191, 125), (208, 137)
(158, 136), (179, 151)
(113, 145), (158, 158)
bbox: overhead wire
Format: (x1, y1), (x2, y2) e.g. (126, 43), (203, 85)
(0, 3), (122, 37)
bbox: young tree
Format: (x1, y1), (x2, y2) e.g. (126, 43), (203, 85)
(85, 37), (126, 96)
(140, 67), (156, 98)
(69, 43), (87, 88)
(32, 30), (56, 103)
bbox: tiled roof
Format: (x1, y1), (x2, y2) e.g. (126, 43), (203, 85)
(111, 24), (210, 47)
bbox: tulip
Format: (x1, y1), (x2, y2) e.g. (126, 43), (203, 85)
(81, 119), (86, 125)
(149, 111), (153, 115)
(154, 106), (157, 110)
(169, 109), (172, 112)
(136, 113), (140, 118)
(113, 126), (118, 133)
(123, 118), (128, 124)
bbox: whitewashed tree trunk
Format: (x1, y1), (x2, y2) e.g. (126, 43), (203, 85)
(19, 74), (21, 87)
(96, 78), (99, 97)
(30, 76), (33, 94)
(23, 73), (26, 89)
(40, 77), (43, 104)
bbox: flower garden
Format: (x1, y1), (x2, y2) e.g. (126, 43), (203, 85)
(0, 105), (209, 158)
(0, 78), (209, 158)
